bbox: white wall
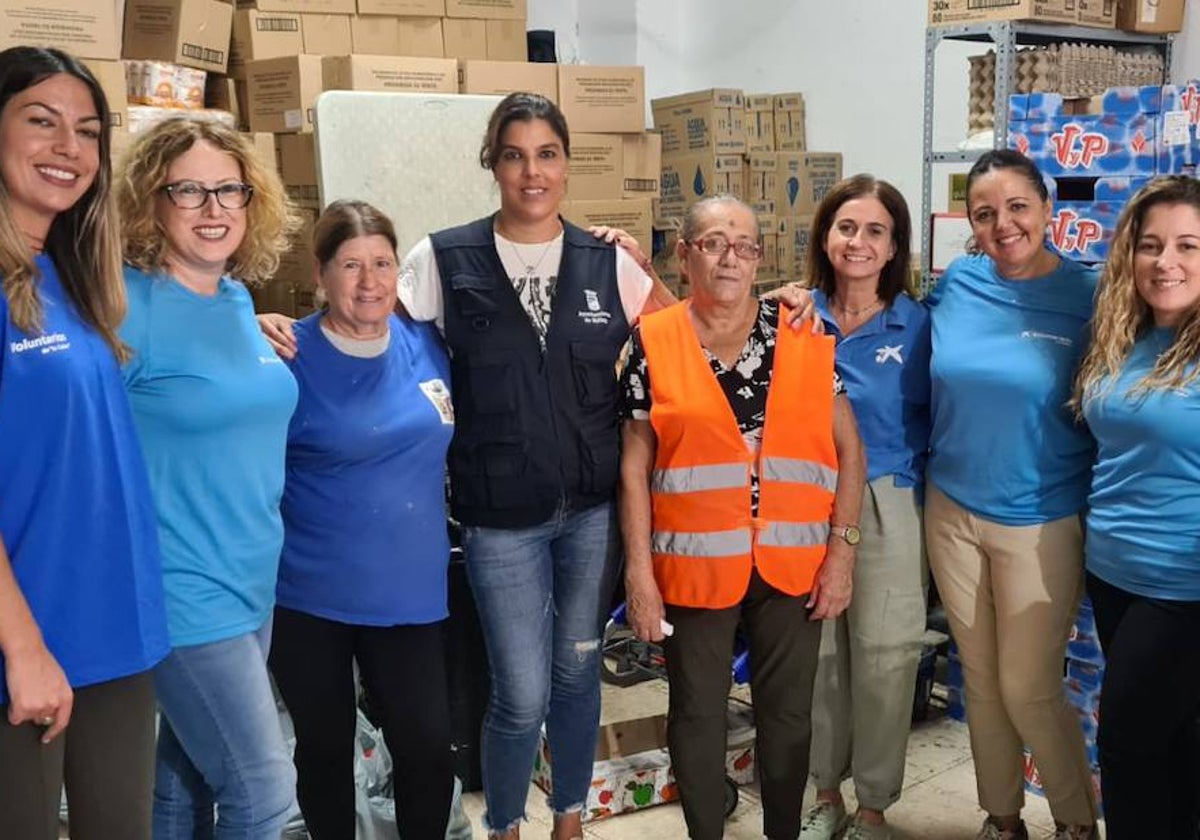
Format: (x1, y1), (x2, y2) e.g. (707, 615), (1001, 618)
(529, 0), (1195, 250)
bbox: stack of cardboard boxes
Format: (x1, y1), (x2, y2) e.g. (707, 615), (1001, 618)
(927, 0), (1188, 30)
(652, 88), (842, 295)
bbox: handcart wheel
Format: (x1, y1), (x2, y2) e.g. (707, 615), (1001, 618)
(723, 775), (739, 818)
(600, 622), (657, 687)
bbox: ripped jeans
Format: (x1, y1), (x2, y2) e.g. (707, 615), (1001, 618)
(463, 500), (620, 835)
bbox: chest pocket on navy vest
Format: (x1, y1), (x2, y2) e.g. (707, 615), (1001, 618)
(569, 340), (619, 408)
(450, 271), (500, 331)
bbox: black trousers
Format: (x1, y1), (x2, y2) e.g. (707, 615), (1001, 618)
(0, 671), (156, 840)
(269, 606), (454, 840)
(664, 570), (823, 840)
(1087, 572), (1200, 840)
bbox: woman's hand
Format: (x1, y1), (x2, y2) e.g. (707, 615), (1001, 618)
(6, 643), (73, 743)
(807, 539), (854, 621)
(590, 225), (652, 273)
(625, 573), (666, 643)
(763, 283), (824, 334)
(257, 313), (298, 360)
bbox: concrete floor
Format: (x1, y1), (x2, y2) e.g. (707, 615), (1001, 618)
(459, 679), (1073, 840)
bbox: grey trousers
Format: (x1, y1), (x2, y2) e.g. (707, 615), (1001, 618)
(809, 477), (928, 811)
(0, 670), (156, 840)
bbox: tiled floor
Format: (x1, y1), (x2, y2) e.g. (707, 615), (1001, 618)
(459, 679), (1070, 839)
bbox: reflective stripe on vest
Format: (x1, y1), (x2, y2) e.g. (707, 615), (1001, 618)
(652, 528), (752, 558)
(652, 462), (748, 494)
(758, 520), (830, 548)
(760, 456), (838, 493)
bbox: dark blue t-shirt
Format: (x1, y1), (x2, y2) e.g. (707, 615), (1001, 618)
(277, 314), (454, 626)
(0, 257), (168, 705)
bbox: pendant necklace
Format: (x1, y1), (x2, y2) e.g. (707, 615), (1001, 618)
(502, 233), (558, 280)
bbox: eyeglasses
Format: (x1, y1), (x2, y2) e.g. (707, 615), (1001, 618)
(686, 236), (763, 261)
(160, 181), (254, 210)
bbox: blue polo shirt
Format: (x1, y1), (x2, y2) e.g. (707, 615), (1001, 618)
(1084, 328), (1200, 601)
(814, 290), (931, 489)
(927, 254), (1096, 525)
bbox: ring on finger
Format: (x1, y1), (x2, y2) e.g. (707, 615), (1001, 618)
(36, 716), (54, 726)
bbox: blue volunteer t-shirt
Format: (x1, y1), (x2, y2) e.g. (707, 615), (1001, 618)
(1084, 328), (1200, 601)
(0, 257), (168, 705)
(814, 289), (931, 489)
(120, 266), (298, 647)
(927, 254), (1096, 525)
(277, 314), (454, 625)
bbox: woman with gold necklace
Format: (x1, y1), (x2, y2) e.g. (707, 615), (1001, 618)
(800, 175), (931, 840)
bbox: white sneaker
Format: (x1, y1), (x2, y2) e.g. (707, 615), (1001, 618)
(843, 818), (892, 840)
(800, 800), (849, 839)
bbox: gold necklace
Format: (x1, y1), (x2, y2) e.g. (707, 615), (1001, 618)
(833, 296), (882, 317)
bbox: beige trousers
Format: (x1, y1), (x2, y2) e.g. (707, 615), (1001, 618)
(809, 477), (929, 811)
(925, 483), (1097, 826)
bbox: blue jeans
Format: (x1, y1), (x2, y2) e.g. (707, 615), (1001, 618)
(463, 500), (619, 835)
(152, 621), (296, 840)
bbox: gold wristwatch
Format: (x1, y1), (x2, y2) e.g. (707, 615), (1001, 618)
(831, 524), (862, 546)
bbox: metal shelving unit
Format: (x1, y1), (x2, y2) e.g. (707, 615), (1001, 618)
(920, 20), (1173, 292)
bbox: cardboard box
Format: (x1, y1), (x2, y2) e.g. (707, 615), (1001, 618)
(568, 134), (623, 200)
(275, 131), (317, 185)
(1077, 0), (1117, 27)
(350, 15), (444, 56)
(442, 17), (486, 59)
(776, 214), (815, 283)
(659, 152), (744, 217)
(773, 92), (806, 152)
(244, 54), (324, 133)
(652, 220), (682, 295)
(928, 0), (1076, 26)
(745, 94), (775, 153)
(756, 212), (778, 279)
(0, 0), (122, 59)
(622, 133), (661, 200)
(1117, 0), (1186, 32)
(558, 65), (646, 134)
(124, 0), (235, 74)
(323, 55), (457, 94)
(651, 88), (745, 155)
(271, 206), (320, 291)
(300, 13), (352, 54)
(230, 9), (303, 79)
(82, 59), (129, 131)
(486, 18), (525, 61)
(458, 58), (555, 101)
(243, 130), (278, 172)
(744, 153), (779, 205)
(562, 199), (653, 259)
(205, 74), (242, 125)
(444, 0), (524, 19)
(1048, 176), (1150, 263)
(356, 0), (443, 13)
(565, 134), (659, 202)
(239, 0), (354, 12)
(775, 152), (842, 215)
(531, 710), (756, 823)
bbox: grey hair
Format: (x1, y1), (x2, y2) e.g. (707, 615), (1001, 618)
(680, 194), (754, 241)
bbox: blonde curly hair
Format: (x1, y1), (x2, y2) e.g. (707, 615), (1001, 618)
(115, 116), (299, 285)
(1071, 176), (1200, 415)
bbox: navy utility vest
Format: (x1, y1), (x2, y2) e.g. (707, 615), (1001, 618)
(430, 216), (631, 528)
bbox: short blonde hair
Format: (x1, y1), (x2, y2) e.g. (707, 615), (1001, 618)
(116, 117), (298, 285)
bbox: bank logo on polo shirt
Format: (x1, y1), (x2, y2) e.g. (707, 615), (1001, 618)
(579, 289), (612, 325)
(10, 331), (70, 356)
(875, 344), (903, 365)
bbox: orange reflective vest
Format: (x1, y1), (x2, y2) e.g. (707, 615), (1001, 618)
(639, 301), (839, 609)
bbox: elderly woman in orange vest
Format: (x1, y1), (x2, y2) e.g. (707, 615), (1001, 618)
(620, 194), (867, 840)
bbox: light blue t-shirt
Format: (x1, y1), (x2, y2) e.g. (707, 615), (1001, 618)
(927, 254), (1097, 525)
(277, 314), (454, 626)
(1084, 328), (1200, 600)
(120, 266), (298, 646)
(0, 257), (168, 705)
(814, 289), (931, 489)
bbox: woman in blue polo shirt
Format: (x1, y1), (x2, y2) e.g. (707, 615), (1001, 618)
(800, 175), (931, 840)
(925, 150), (1098, 840)
(1070, 176), (1200, 840)
(268, 200), (455, 839)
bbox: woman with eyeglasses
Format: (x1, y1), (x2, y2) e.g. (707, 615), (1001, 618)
(115, 117), (300, 840)
(620, 194), (867, 840)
